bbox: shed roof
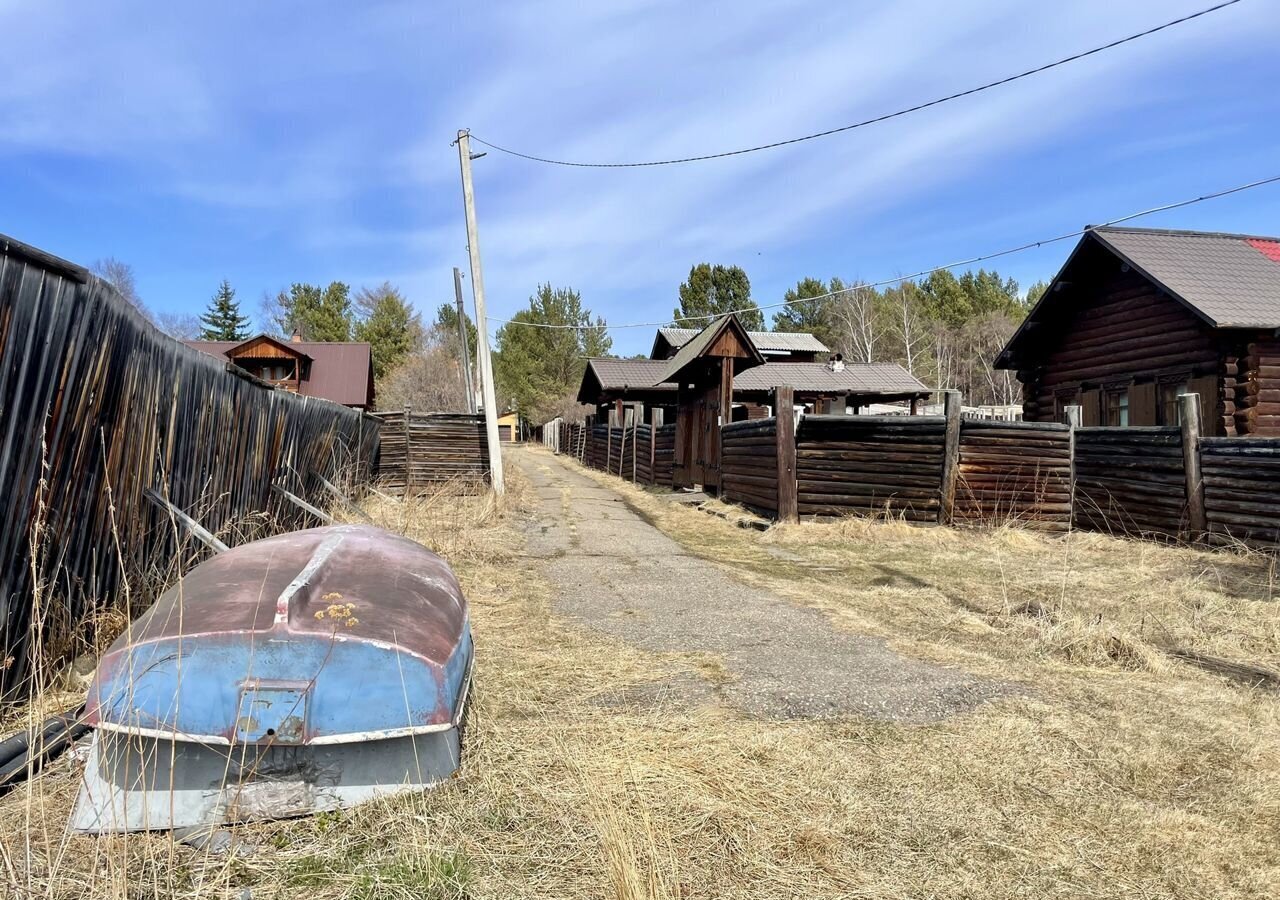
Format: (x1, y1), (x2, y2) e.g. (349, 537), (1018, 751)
(576, 358), (675, 403)
(185, 335), (374, 407)
(734, 361), (929, 395)
(653, 326), (828, 357)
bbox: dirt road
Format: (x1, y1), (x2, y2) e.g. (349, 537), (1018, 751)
(510, 447), (1004, 722)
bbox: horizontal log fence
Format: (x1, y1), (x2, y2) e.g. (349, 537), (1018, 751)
(0, 235), (380, 695)
(559, 390), (1280, 550)
(796, 415), (947, 522)
(372, 410), (489, 493)
(720, 419), (780, 515)
(955, 420), (1073, 532)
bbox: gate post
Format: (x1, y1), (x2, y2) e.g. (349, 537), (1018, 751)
(938, 391), (962, 525)
(1180, 393), (1207, 541)
(1065, 405), (1082, 530)
(775, 387), (798, 524)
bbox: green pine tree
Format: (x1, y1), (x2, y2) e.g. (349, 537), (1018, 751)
(198, 279), (251, 341)
(673, 263), (763, 330)
(354, 282), (422, 380)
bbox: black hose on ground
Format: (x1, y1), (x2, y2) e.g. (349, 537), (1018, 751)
(0, 708), (89, 797)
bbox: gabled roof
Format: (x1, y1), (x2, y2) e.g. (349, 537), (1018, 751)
(734, 362), (929, 396)
(652, 315), (766, 385)
(1091, 227), (1280, 327)
(996, 226), (1280, 369)
(652, 326), (828, 358)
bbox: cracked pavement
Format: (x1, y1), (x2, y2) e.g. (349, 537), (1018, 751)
(510, 448), (1008, 723)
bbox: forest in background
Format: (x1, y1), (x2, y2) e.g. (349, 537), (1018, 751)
(98, 254), (1046, 421)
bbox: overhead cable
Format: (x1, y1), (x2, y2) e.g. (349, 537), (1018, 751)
(470, 0), (1244, 169)
(488, 172), (1280, 331)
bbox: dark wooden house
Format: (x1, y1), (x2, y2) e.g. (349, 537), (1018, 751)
(996, 226), (1280, 435)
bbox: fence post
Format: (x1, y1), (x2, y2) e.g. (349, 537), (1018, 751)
(403, 405), (412, 495)
(775, 387), (799, 524)
(938, 391), (962, 525)
(1180, 392), (1207, 541)
(1065, 405), (1082, 530)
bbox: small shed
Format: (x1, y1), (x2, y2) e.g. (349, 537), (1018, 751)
(651, 315), (765, 490)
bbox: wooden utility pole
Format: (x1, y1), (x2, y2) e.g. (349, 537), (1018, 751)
(453, 267), (476, 414)
(455, 129), (505, 495)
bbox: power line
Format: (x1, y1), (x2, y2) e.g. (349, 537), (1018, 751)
(470, 0), (1245, 169)
(488, 172), (1280, 332)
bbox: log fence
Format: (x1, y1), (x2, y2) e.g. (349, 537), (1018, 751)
(548, 390), (1280, 549)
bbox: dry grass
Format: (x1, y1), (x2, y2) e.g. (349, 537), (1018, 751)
(4, 455), (1280, 898)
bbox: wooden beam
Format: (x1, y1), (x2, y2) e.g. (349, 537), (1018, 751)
(312, 471), (372, 521)
(775, 388), (798, 524)
(938, 391), (962, 525)
(144, 488), (229, 554)
(272, 484), (335, 525)
(1180, 392), (1207, 541)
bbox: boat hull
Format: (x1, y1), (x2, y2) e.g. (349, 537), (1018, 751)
(71, 524), (474, 833)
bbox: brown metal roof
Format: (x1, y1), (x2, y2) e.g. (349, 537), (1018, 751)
(185, 335), (374, 407)
(576, 358), (675, 402)
(1090, 226), (1280, 327)
(734, 361), (929, 395)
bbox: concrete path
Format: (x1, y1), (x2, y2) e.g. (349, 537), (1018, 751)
(510, 448), (1006, 723)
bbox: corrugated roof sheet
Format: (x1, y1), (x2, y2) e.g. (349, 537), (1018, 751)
(657, 326), (829, 353)
(734, 362), (929, 394)
(185, 336), (373, 407)
(1092, 226), (1280, 327)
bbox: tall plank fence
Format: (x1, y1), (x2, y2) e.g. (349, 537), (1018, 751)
(373, 410), (489, 493)
(0, 235), (380, 695)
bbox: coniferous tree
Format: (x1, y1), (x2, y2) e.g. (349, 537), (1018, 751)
(198, 279), (251, 340)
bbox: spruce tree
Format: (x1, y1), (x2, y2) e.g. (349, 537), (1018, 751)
(199, 280), (251, 341)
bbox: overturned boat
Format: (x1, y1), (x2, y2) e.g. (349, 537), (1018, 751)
(71, 524), (473, 833)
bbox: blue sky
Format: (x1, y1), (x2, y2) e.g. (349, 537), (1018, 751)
(2, 0), (1277, 355)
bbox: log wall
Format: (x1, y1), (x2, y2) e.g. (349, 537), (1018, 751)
(372, 411), (488, 492)
(0, 235), (379, 694)
(795, 416), (946, 521)
(1072, 427), (1187, 538)
(720, 419), (778, 515)
(955, 421), (1072, 531)
(634, 425), (654, 484)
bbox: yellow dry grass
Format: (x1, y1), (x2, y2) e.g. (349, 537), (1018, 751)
(2, 455), (1279, 898)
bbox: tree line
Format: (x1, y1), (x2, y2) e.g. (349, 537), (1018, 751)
(92, 254), (1046, 420)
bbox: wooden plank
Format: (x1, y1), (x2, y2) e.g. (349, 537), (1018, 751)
(938, 391), (961, 524)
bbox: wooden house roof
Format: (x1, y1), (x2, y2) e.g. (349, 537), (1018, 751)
(998, 226), (1280, 369)
(651, 326), (828, 358)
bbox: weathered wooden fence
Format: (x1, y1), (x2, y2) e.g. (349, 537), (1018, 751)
(0, 235), (380, 695)
(955, 420), (1073, 532)
(372, 410), (489, 493)
(1072, 427), (1187, 538)
(1200, 439), (1280, 546)
(796, 415), (946, 521)
(720, 419), (779, 515)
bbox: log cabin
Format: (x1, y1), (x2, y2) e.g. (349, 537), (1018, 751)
(995, 226), (1280, 435)
(186, 331), (375, 410)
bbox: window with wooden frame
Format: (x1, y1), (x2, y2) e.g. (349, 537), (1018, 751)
(1105, 387), (1129, 427)
(1054, 390), (1078, 423)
